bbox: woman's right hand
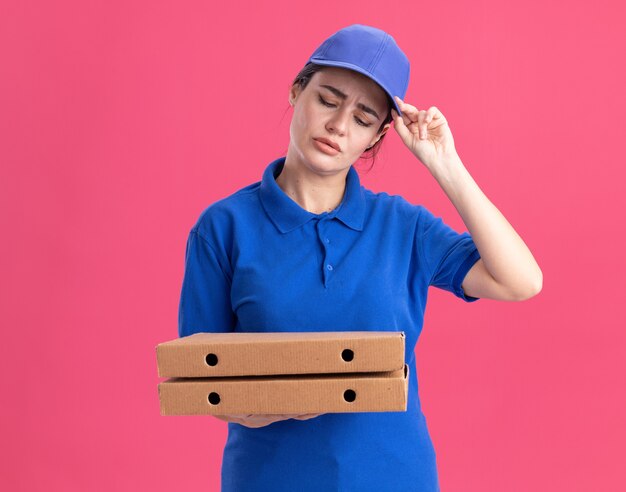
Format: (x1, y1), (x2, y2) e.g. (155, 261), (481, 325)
(213, 413), (323, 428)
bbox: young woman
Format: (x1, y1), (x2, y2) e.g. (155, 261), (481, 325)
(178, 24), (542, 492)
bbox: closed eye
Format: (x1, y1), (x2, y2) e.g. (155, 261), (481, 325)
(318, 95), (372, 127)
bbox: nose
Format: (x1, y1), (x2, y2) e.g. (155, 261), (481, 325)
(325, 108), (349, 136)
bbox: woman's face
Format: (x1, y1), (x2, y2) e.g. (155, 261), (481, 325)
(288, 66), (391, 174)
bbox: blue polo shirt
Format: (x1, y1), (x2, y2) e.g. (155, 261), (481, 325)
(178, 156), (481, 492)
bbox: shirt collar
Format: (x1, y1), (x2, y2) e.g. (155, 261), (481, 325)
(259, 156), (365, 234)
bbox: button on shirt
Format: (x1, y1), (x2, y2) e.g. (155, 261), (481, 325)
(178, 156), (481, 492)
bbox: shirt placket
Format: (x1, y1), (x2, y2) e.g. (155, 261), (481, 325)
(315, 216), (335, 288)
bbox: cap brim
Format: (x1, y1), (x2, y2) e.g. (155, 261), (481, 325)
(308, 59), (403, 117)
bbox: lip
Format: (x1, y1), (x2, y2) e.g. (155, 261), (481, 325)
(313, 138), (340, 156)
(314, 137), (341, 152)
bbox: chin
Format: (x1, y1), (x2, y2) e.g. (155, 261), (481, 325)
(305, 152), (342, 174)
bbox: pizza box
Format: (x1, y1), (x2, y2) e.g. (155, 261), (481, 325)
(158, 363), (409, 415)
(156, 331), (406, 377)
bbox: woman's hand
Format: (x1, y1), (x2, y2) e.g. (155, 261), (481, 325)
(212, 413), (324, 428)
(391, 96), (458, 169)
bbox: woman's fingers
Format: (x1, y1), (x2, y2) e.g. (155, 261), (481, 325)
(213, 413), (323, 428)
(394, 98), (444, 140)
(394, 96), (419, 123)
(292, 413), (323, 420)
(395, 97), (427, 138)
(419, 110), (433, 140)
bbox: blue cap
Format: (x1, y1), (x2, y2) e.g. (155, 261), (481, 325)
(306, 24), (411, 117)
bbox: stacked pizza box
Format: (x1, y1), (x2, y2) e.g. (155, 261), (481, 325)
(156, 331), (408, 416)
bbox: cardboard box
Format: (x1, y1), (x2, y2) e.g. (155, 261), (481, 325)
(158, 364), (409, 415)
(156, 331), (406, 377)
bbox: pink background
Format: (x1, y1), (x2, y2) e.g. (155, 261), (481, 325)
(1, 1), (624, 490)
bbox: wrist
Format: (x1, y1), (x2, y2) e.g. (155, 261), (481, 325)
(428, 152), (464, 181)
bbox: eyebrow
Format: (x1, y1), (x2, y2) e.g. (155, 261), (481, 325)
(319, 84), (381, 120)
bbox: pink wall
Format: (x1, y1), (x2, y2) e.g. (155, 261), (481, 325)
(1, 1), (624, 490)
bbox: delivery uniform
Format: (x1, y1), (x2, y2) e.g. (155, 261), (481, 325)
(178, 155), (481, 492)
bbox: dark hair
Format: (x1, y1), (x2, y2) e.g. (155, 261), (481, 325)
(284, 62), (394, 173)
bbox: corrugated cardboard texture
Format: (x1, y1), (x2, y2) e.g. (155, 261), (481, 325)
(156, 331), (406, 377)
(158, 364), (409, 415)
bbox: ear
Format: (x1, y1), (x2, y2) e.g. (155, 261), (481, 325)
(368, 122), (391, 148)
(289, 83), (303, 106)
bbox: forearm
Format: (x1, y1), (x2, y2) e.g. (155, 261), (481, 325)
(428, 153), (543, 298)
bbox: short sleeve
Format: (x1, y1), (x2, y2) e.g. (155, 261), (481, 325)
(418, 207), (482, 302)
(178, 228), (237, 337)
